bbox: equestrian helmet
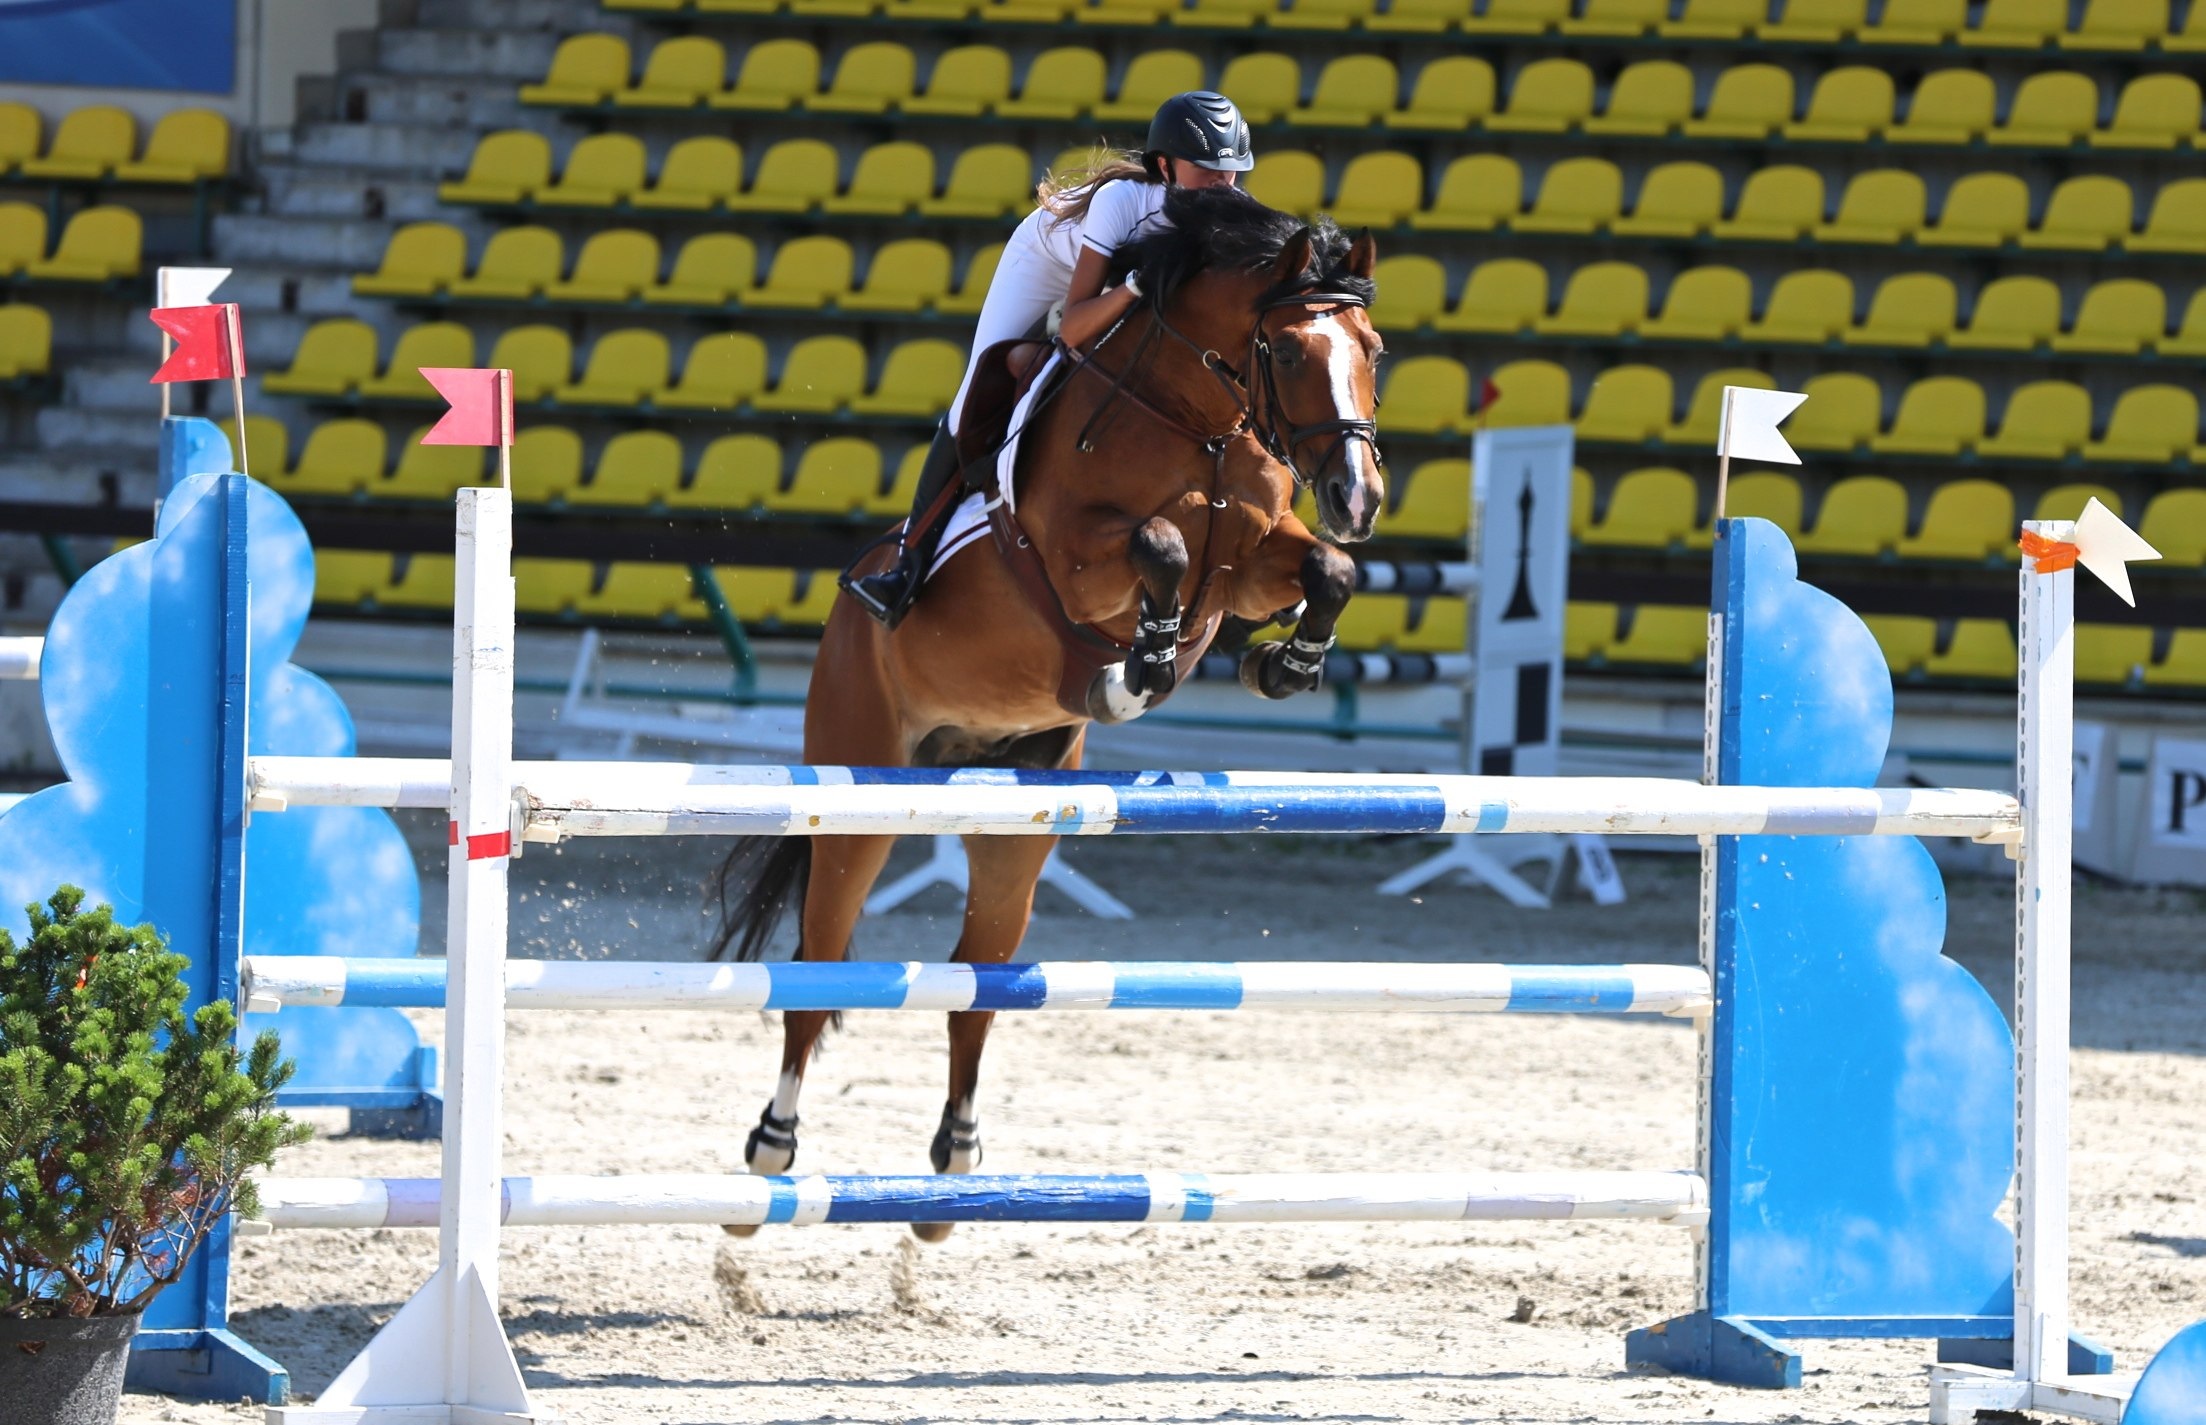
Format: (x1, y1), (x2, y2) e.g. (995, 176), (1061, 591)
(1146, 91), (1254, 173)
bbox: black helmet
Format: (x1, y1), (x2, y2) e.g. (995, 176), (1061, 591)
(1146, 91), (1254, 173)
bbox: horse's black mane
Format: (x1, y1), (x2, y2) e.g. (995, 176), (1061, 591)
(1111, 185), (1373, 311)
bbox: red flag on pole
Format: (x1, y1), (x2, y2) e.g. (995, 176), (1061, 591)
(148, 304), (244, 383)
(420, 367), (515, 448)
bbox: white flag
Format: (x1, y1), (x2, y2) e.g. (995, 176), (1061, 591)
(2071, 497), (2160, 608)
(157, 265), (232, 309)
(1716, 386), (1809, 465)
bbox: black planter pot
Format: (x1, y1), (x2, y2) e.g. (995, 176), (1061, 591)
(0, 1312), (140, 1425)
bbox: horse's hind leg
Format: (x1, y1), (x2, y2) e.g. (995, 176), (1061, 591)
(913, 828), (1056, 1243)
(1241, 540), (1355, 699)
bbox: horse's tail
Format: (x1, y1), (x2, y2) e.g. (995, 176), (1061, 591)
(708, 837), (811, 963)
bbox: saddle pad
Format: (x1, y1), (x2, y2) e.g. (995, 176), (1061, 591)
(926, 492), (992, 584)
(992, 347), (1064, 514)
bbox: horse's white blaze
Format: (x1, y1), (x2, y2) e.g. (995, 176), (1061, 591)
(1312, 313), (1375, 527)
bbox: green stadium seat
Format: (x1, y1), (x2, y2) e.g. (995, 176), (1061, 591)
(1533, 261), (1647, 337)
(712, 39), (822, 111)
(1871, 375), (1985, 455)
(115, 109), (229, 183)
(1564, 601), (1617, 660)
(1886, 69), (1995, 143)
(1611, 161), (1723, 237)
(844, 239), (954, 313)
(755, 335), (868, 414)
(358, 322), (473, 400)
(0, 103), (38, 176)
(314, 551), (395, 608)
(556, 329), (671, 407)
(907, 45), (1013, 115)
(1434, 256), (1546, 333)
(1761, 0), (1868, 39)
(1859, 0), (1965, 42)
(489, 326), (573, 402)
(1608, 605), (1707, 667)
(263, 319), (378, 397)
(355, 222), (466, 298)
(2051, 279), (2166, 355)
(22, 206), (140, 281)
(2035, 483), (2122, 523)
(1331, 151), (1423, 227)
(1683, 64), (1793, 139)
(614, 36), (726, 107)
(1664, 0), (1764, 36)
(1917, 172), (2030, 247)
(919, 144), (1031, 219)
(1666, 368), (1773, 445)
(2127, 177), (2206, 253)
(1949, 275), (2060, 350)
(537, 133), (646, 207)
(775, 437), (882, 513)
(726, 138), (839, 213)
(1865, 616), (1935, 676)
(822, 142), (934, 215)
(1247, 150), (1323, 215)
(747, 235), (854, 309)
(381, 425), (484, 499)
(1991, 72), (2098, 146)
(1095, 50), (1204, 121)
(1783, 371), (1880, 450)
(508, 426), (585, 504)
(1799, 475), (1907, 556)
(1845, 272), (1957, 347)
(1979, 379), (2091, 458)
(1000, 48), (1107, 119)
(1742, 269), (1853, 344)
(2092, 73), (2200, 149)
(1574, 364), (1673, 443)
(1383, 459), (1469, 538)
(2139, 489), (2206, 565)
(850, 338), (963, 416)
(2074, 625), (2153, 687)
(2082, 385), (2198, 462)
(1925, 620), (2015, 681)
(1711, 165), (1822, 240)
(1585, 61), (1694, 136)
(940, 243), (1002, 316)
(1292, 56), (1398, 126)
(1387, 57), (1495, 130)
(1785, 67), (1894, 141)
(1898, 479), (2014, 560)
(1562, 0), (1665, 36)
(675, 435), (783, 510)
(1483, 359), (1573, 426)
(1462, 0), (1570, 32)
(544, 228), (660, 303)
(219, 417), (289, 483)
(448, 226), (562, 300)
(0, 202), (43, 277)
(513, 560), (594, 616)
(2062, 0), (2168, 48)
(1409, 154), (1521, 231)
(1641, 265), (1751, 340)
(1960, 0), (2065, 46)
(440, 130), (551, 205)
(571, 430), (684, 507)
(1370, 254), (1446, 330)
(808, 42), (916, 114)
(21, 106), (132, 180)
(522, 34), (631, 105)
(654, 332), (769, 409)
(643, 232), (757, 306)
(1368, 0), (1473, 27)
(1487, 58), (1596, 132)
(0, 302), (52, 378)
(1515, 157), (1622, 234)
(1814, 169), (1925, 244)
(1378, 356), (1472, 433)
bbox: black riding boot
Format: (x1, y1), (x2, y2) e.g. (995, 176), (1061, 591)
(842, 422), (964, 630)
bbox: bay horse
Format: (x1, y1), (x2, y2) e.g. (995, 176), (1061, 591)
(712, 187), (1384, 1239)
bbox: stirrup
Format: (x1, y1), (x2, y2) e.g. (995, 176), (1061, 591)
(840, 560), (918, 630)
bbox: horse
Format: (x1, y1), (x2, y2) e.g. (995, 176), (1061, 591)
(712, 186), (1384, 1240)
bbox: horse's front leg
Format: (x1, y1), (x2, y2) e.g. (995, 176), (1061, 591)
(1240, 538), (1355, 699)
(1086, 514), (1187, 723)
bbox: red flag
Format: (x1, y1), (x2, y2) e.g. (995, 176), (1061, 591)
(420, 367), (514, 448)
(149, 304), (244, 383)
(1474, 376), (1501, 413)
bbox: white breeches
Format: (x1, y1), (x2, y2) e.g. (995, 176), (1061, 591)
(948, 237), (1072, 437)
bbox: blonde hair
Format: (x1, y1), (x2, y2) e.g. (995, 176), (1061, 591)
(1035, 144), (1159, 229)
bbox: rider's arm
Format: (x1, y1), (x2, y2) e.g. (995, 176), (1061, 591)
(1057, 245), (1141, 351)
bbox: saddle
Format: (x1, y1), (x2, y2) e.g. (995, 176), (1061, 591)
(951, 336), (1061, 494)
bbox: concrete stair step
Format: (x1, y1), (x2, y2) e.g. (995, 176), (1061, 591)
(377, 27), (565, 82)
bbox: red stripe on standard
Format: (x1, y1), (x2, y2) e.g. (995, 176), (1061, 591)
(447, 824), (511, 860)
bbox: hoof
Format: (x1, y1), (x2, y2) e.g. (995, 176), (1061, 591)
(723, 1222), (762, 1239)
(1238, 637), (1327, 700)
(1084, 663), (1152, 724)
(911, 1221), (957, 1244)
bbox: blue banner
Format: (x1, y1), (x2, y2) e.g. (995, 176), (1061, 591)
(0, 0), (235, 94)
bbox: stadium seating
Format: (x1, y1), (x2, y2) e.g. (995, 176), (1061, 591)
(16, 206), (140, 282)
(0, 303), (52, 380)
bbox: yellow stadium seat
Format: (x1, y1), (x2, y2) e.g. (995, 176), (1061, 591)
(512, 560), (593, 616)
(919, 144), (1031, 218)
(1082, 0), (1181, 23)
(755, 335), (868, 414)
(576, 564), (704, 621)
(1814, 170), (1925, 244)
(1761, 0), (1867, 39)
(1292, 56), (1400, 127)
(777, 572), (843, 628)
(1663, 0), (1764, 35)
(793, 0), (883, 18)
(2074, 625), (2153, 687)
(439, 130), (550, 204)
(654, 332), (769, 410)
(1886, 69), (1995, 143)
(355, 222), (466, 298)
(1611, 161), (1723, 237)
(489, 326), (573, 402)
(644, 232), (758, 306)
(570, 430), (683, 507)
(1741, 269), (1853, 344)
(1640, 266), (1751, 341)
(1379, 356), (1472, 433)
(314, 551), (394, 608)
(1916, 172), (2030, 247)
(2082, 385), (2198, 462)
(219, 416), (288, 481)
(1949, 275), (2060, 350)
(508, 426), (584, 504)
(2127, 177), (2206, 253)
(1711, 165), (1822, 240)
(1859, 0), (1965, 41)
(1487, 59), (1596, 132)
(614, 36), (726, 107)
(1247, 151), (1323, 215)
(1584, 61), (1694, 136)
(0, 302), (51, 378)
(0, 202), (43, 277)
(263, 319), (378, 397)
(1370, 254), (1447, 330)
(822, 142), (935, 217)
(864, 444), (927, 516)
(1785, 67), (1893, 141)
(907, 45), (1013, 115)
(1608, 606), (1708, 667)
(808, 42), (916, 114)
(545, 228), (660, 303)
(1896, 479), (2014, 560)
(2146, 631), (2206, 687)
(1387, 57), (1495, 130)
(1784, 371), (1880, 450)
(1859, 615), (1932, 677)
(522, 33), (631, 105)
(1871, 376), (1985, 455)
(2092, 74), (2200, 149)
(1330, 151), (1424, 227)
(1273, 0), (1379, 23)
(850, 339), (963, 417)
(711, 39), (823, 111)
(1173, 0), (1272, 24)
(1482, 359), (1572, 426)
(286, 421), (390, 500)
(703, 567), (794, 623)
(1217, 53), (1301, 125)
(1384, 459), (1469, 538)
(536, 133), (646, 207)
(2051, 279), (2166, 354)
(1683, 64), (1793, 139)
(1563, 0), (1665, 35)
(725, 138), (839, 213)
(2062, 0), (2168, 48)
(1845, 272), (1957, 347)
(1463, 0), (1570, 31)
(1961, 0), (2064, 46)
(941, 243), (1003, 316)
(998, 48), (1107, 119)
(1368, 0), (1474, 28)
(0, 103), (37, 175)
(115, 109), (229, 183)
(844, 239), (954, 313)
(1515, 157), (1622, 234)
(1434, 257), (1545, 334)
(1991, 72), (2099, 146)
(1574, 364), (1673, 443)
(1799, 475), (1907, 556)
(556, 329), (671, 407)
(1565, 602), (1617, 660)
(1698, 471), (1803, 544)
(1397, 598), (1467, 653)
(746, 235), (853, 309)
(1979, 379), (2091, 458)
(379, 554), (456, 610)
(21, 106), (132, 180)
(676, 435), (783, 510)
(1533, 261), (1648, 337)
(1095, 50), (1205, 121)
(1666, 368), (1774, 445)
(2035, 483), (2122, 523)
(630, 137), (742, 211)
(2171, 0), (2206, 47)
(22, 206), (140, 282)
(380, 426), (484, 499)
(1409, 154), (1521, 231)
(1329, 595), (1412, 651)
(448, 225), (563, 300)
(2161, 288), (2206, 356)
(1571, 466), (1594, 536)
(774, 437), (882, 513)
(1925, 620), (2015, 681)
(2140, 489), (2206, 565)
(358, 322), (473, 400)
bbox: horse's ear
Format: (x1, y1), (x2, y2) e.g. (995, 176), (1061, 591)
(1272, 227), (1314, 284)
(1347, 228), (1377, 279)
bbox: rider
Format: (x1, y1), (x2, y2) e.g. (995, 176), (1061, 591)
(842, 91), (1255, 629)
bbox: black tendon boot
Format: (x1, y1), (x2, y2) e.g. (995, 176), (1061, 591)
(843, 421), (965, 630)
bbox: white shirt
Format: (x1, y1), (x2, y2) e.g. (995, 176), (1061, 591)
(1017, 177), (1171, 284)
